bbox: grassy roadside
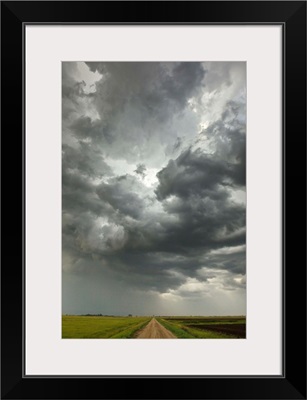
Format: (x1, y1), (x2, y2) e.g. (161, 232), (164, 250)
(156, 318), (194, 338)
(114, 318), (151, 338)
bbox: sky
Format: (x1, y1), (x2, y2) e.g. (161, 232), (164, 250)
(62, 61), (246, 316)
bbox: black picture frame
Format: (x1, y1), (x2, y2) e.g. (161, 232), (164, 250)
(1, 1), (306, 399)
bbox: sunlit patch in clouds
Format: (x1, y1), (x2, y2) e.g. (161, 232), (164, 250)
(71, 61), (102, 94)
(62, 62), (246, 316)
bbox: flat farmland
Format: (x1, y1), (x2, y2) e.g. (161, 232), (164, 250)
(158, 316), (246, 338)
(62, 316), (151, 338)
(62, 315), (246, 338)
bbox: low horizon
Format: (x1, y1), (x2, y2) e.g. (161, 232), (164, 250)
(63, 313), (247, 317)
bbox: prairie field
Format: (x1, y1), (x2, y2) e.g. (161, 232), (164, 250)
(62, 315), (151, 338)
(62, 315), (246, 339)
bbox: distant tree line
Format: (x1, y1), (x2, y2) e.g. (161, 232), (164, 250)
(80, 313), (134, 317)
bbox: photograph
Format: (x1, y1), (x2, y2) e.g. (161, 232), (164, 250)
(1, 0), (305, 398)
(62, 61), (246, 339)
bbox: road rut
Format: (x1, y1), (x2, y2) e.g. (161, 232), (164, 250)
(135, 318), (176, 339)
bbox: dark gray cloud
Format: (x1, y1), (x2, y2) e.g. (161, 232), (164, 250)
(96, 175), (146, 220)
(74, 62), (206, 166)
(156, 149), (233, 200)
(62, 142), (113, 178)
(62, 62), (246, 315)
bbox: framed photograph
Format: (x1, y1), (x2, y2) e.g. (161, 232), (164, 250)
(1, 1), (306, 399)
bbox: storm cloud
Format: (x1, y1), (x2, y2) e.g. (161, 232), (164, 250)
(62, 62), (246, 316)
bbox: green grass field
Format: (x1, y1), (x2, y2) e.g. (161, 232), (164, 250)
(62, 315), (151, 338)
(157, 316), (246, 338)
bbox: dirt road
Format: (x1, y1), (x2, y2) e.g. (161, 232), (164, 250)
(135, 318), (176, 339)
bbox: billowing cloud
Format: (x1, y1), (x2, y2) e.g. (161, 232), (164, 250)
(62, 61), (246, 316)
